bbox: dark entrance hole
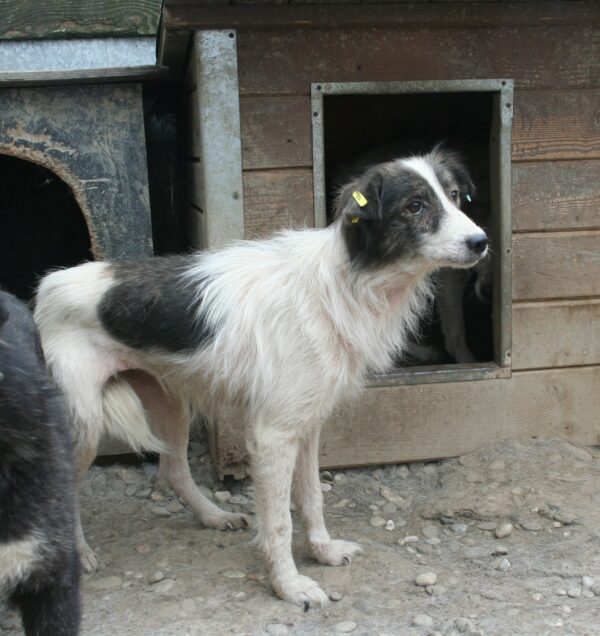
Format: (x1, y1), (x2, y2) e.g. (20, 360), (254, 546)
(0, 155), (93, 301)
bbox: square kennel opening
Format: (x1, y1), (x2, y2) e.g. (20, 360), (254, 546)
(312, 80), (513, 385)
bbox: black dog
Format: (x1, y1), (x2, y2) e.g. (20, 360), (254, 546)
(0, 291), (79, 636)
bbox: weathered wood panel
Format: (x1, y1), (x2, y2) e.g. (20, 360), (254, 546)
(512, 90), (600, 162)
(513, 160), (600, 232)
(234, 25), (600, 95)
(1, 0), (161, 39)
(238, 91), (600, 171)
(240, 97), (311, 169)
(243, 169), (314, 238)
(513, 231), (600, 301)
(210, 365), (600, 475)
(513, 300), (600, 370)
(163, 2), (600, 30)
(320, 366), (600, 468)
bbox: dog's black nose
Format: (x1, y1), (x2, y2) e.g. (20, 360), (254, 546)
(466, 234), (488, 255)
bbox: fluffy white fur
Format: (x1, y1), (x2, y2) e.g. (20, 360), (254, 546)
(34, 155), (486, 607)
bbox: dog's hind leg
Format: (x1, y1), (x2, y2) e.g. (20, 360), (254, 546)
(124, 371), (250, 530)
(250, 423), (329, 609)
(292, 427), (362, 567)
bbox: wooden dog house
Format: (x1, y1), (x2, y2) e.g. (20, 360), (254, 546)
(158, 0), (600, 478)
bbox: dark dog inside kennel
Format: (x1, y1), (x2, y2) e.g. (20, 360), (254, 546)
(0, 155), (93, 301)
(323, 91), (495, 367)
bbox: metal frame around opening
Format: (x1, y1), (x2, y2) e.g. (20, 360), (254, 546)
(311, 79), (513, 386)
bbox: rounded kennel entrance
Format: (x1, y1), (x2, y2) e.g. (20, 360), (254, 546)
(0, 155), (93, 300)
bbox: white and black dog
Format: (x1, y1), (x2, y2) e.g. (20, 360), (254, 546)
(0, 291), (80, 635)
(34, 146), (487, 608)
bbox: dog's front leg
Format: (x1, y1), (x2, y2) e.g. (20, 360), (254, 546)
(293, 428), (362, 567)
(251, 427), (328, 609)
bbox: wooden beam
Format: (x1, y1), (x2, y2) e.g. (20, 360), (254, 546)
(513, 231), (600, 301)
(513, 160), (600, 232)
(0, 66), (168, 88)
(0, 0), (162, 40)
(162, 2), (600, 31)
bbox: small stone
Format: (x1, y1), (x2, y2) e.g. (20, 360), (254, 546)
(379, 486), (406, 506)
(583, 589), (595, 598)
(150, 491), (164, 502)
(412, 614), (433, 627)
(333, 499), (350, 508)
(182, 599), (197, 613)
(495, 523), (513, 539)
(153, 579), (174, 594)
(330, 591), (343, 601)
(567, 587), (581, 598)
(235, 592), (246, 600)
(136, 487), (152, 499)
(520, 520), (542, 532)
(334, 473), (347, 483)
(422, 525), (440, 539)
(385, 520), (395, 531)
(531, 592), (543, 601)
(489, 459), (505, 471)
(477, 522), (497, 531)
(494, 558), (510, 571)
(399, 535), (419, 545)
(136, 543), (151, 555)
(562, 605), (572, 615)
(492, 546), (508, 556)
(87, 575), (122, 591)
(370, 515), (386, 527)
(214, 490), (231, 503)
(150, 505), (170, 517)
(223, 570), (245, 579)
(511, 486), (525, 496)
(451, 523), (468, 534)
(369, 504), (379, 511)
(557, 588), (567, 596)
(124, 484), (137, 496)
(320, 470), (334, 483)
(149, 571), (165, 584)
(415, 571), (437, 587)
(381, 502), (397, 514)
(591, 584), (600, 596)
(320, 482), (332, 492)
(167, 501), (184, 514)
(426, 537), (441, 546)
(455, 617), (474, 633)
(398, 465), (410, 479)
(266, 624), (289, 636)
(335, 621), (357, 633)
(582, 576), (595, 589)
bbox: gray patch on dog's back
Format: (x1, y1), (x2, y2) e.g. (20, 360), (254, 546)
(98, 256), (213, 354)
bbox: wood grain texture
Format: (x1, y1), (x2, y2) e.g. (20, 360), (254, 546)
(0, 66), (167, 88)
(513, 231), (600, 301)
(209, 365), (600, 474)
(0, 0), (161, 39)
(319, 366), (600, 468)
(240, 96), (312, 169)
(243, 169), (314, 238)
(512, 90), (600, 162)
(513, 300), (600, 370)
(163, 2), (600, 30)
(234, 25), (600, 94)
(513, 160), (600, 231)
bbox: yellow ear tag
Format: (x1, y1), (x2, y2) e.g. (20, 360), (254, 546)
(352, 190), (368, 207)
(351, 216), (361, 224)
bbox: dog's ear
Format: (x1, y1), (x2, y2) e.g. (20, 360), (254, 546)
(430, 143), (476, 202)
(337, 168), (385, 226)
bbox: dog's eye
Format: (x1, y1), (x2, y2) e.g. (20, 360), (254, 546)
(406, 200), (422, 214)
(450, 190), (459, 201)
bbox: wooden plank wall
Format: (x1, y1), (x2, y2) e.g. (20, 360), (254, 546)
(229, 3), (600, 467)
(166, 2), (600, 472)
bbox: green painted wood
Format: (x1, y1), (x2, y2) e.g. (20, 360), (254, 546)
(0, 0), (162, 40)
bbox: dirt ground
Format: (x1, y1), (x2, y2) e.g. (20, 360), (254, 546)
(2, 437), (600, 636)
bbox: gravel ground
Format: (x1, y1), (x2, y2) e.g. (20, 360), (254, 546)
(2, 438), (600, 635)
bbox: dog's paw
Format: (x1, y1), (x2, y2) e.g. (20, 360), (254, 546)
(80, 544), (100, 573)
(202, 511), (251, 531)
(310, 539), (363, 566)
(271, 574), (329, 610)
